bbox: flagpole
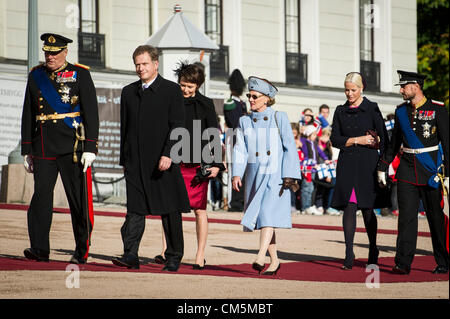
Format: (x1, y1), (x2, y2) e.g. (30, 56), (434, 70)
(28, 0), (39, 71)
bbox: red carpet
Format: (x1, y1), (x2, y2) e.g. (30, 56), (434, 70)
(0, 256), (447, 283)
(0, 203), (431, 237)
(1, 203), (444, 283)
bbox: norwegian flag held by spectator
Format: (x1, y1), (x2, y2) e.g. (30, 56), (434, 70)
(328, 161), (336, 178)
(316, 163), (330, 180)
(385, 119), (395, 131)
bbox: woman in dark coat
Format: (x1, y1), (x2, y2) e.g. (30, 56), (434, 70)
(330, 72), (388, 270)
(173, 62), (224, 270)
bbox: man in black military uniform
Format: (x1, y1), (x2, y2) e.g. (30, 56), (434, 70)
(377, 70), (449, 274)
(21, 33), (99, 264)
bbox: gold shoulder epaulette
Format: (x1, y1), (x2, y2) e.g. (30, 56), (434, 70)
(75, 63), (90, 70)
(30, 63), (44, 72)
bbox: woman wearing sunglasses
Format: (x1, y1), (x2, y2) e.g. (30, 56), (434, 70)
(232, 76), (301, 275)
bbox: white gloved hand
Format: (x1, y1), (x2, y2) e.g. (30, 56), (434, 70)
(377, 171), (386, 187)
(81, 152), (96, 173)
(23, 155), (33, 173)
(445, 177), (449, 191)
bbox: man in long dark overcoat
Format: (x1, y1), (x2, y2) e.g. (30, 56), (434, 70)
(112, 45), (190, 271)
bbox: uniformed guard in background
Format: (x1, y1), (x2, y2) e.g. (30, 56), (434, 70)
(377, 70), (449, 275)
(21, 33), (99, 264)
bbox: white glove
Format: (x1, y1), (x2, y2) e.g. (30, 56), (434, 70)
(81, 152), (96, 173)
(445, 177), (449, 191)
(377, 171), (386, 187)
(23, 155), (33, 173)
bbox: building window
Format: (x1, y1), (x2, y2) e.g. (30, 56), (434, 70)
(79, 0), (98, 33)
(205, 0), (222, 44)
(78, 0), (105, 68)
(205, 0), (229, 79)
(359, 0), (380, 91)
(285, 0), (307, 85)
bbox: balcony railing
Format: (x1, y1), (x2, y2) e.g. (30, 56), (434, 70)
(286, 52), (308, 85)
(360, 60), (380, 92)
(210, 45), (229, 79)
(78, 32), (105, 68)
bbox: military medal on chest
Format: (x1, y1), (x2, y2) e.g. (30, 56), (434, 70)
(422, 122), (431, 138)
(56, 70), (77, 83)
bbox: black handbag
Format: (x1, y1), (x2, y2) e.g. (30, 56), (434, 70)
(198, 163), (212, 179)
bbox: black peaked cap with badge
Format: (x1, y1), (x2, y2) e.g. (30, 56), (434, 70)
(395, 70), (427, 86)
(40, 33), (73, 52)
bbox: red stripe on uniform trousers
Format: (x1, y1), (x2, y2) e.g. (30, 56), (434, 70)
(83, 166), (94, 260)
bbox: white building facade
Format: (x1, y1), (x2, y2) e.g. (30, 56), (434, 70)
(0, 0), (417, 186)
(1, 0), (417, 107)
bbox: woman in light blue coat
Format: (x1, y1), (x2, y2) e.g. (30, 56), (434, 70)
(232, 76), (301, 275)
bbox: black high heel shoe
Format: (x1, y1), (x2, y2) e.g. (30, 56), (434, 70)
(262, 263), (281, 276)
(193, 259), (206, 270)
(342, 253), (355, 270)
(252, 262), (265, 274)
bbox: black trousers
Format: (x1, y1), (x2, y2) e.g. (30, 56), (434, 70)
(230, 175), (245, 211)
(27, 153), (92, 258)
(396, 181), (449, 269)
(120, 212), (184, 263)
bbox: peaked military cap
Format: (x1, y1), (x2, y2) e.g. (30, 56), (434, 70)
(40, 33), (73, 52)
(248, 76), (278, 98)
(395, 70), (426, 86)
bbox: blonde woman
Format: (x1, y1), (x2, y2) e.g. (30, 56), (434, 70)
(330, 72), (388, 270)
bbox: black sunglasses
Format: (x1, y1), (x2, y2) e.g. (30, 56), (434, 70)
(246, 93), (265, 100)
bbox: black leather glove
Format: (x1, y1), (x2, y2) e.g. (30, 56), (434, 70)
(279, 178), (300, 197)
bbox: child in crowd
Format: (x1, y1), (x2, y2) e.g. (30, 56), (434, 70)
(314, 128), (340, 215)
(300, 125), (330, 215)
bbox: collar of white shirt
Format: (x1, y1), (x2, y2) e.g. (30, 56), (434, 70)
(142, 76), (157, 90)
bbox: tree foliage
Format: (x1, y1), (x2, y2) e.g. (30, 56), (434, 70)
(417, 0), (449, 108)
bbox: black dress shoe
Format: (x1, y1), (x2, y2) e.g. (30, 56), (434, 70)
(432, 265), (449, 274)
(154, 255), (166, 264)
(24, 248), (49, 262)
(111, 254), (139, 269)
(162, 261), (180, 272)
(70, 254), (87, 264)
(392, 264), (410, 275)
